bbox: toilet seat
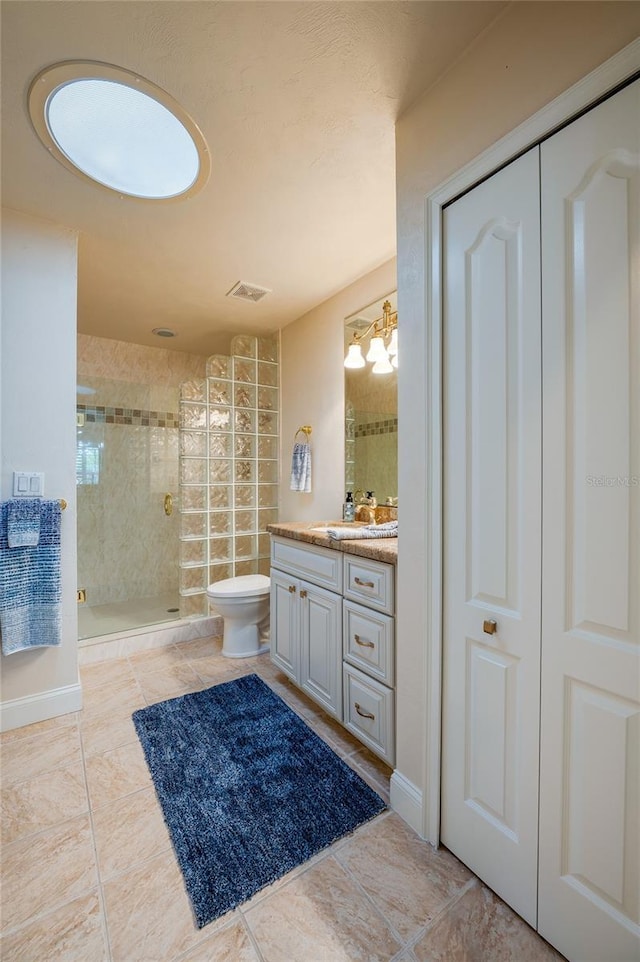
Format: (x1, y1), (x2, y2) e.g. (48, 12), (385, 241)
(206, 574), (270, 599)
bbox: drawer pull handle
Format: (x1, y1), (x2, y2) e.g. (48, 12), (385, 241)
(354, 634), (375, 649)
(288, 585), (296, 594)
(300, 589), (307, 599)
(354, 577), (375, 588)
(355, 702), (375, 721)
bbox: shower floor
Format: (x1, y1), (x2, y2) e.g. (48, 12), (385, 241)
(78, 591), (183, 641)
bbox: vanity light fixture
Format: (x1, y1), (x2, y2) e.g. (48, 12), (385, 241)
(28, 61), (210, 201)
(344, 300), (398, 373)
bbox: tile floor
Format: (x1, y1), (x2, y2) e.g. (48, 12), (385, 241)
(0, 636), (565, 962)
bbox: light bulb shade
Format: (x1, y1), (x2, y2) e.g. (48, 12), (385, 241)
(372, 355), (393, 374)
(391, 353), (398, 369)
(344, 343), (365, 368)
(387, 328), (398, 356)
(366, 335), (388, 363)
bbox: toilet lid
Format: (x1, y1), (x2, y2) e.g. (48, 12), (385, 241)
(206, 574), (270, 598)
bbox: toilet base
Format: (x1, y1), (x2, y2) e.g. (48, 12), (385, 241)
(223, 642), (270, 659)
(221, 621), (270, 659)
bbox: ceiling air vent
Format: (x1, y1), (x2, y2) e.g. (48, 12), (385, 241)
(227, 281), (271, 303)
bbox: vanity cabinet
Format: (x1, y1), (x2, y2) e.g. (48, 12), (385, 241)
(270, 534), (396, 765)
(341, 556), (395, 766)
(270, 539), (343, 719)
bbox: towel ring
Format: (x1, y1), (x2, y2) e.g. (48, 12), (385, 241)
(294, 425), (312, 442)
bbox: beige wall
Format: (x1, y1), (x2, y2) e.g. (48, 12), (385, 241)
(394, 5), (640, 815)
(279, 258), (397, 522)
(1, 210), (79, 726)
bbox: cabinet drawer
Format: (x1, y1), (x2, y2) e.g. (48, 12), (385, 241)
(343, 600), (394, 686)
(343, 664), (395, 766)
(343, 555), (394, 614)
(271, 536), (342, 592)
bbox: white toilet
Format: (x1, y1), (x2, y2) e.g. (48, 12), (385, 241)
(206, 574), (270, 658)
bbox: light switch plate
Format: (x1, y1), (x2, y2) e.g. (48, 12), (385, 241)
(13, 471), (45, 497)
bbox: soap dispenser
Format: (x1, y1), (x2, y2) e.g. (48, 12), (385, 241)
(343, 491), (355, 522)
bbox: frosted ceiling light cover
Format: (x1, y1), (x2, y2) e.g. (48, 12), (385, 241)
(29, 62), (210, 201)
(47, 80), (199, 198)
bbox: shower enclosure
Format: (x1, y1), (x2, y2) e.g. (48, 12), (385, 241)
(76, 333), (279, 641)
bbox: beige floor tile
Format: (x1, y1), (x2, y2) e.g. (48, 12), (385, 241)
(85, 740), (150, 808)
(128, 644), (187, 672)
(80, 657), (137, 693)
(346, 745), (392, 786)
(0, 815), (97, 933)
(81, 677), (145, 718)
(335, 813), (473, 941)
(92, 786), (170, 880)
(79, 707), (141, 757)
(103, 849), (231, 962)
(0, 891), (107, 962)
(0, 725), (82, 788)
(177, 918), (261, 962)
(0, 712), (77, 745)
(191, 657), (245, 685)
(177, 636), (224, 661)
(413, 879), (564, 962)
(137, 662), (204, 703)
(1, 763), (88, 845)
(244, 854), (402, 962)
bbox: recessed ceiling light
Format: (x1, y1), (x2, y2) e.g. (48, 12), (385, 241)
(28, 61), (210, 201)
(152, 328), (177, 338)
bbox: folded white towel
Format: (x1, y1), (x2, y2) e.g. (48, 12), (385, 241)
(290, 441), (312, 493)
(327, 521), (398, 541)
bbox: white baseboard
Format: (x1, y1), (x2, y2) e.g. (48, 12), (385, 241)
(0, 683), (83, 733)
(390, 769), (424, 837)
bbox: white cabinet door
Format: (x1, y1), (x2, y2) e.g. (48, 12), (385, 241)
(538, 79), (640, 962)
(270, 569), (299, 680)
(300, 581), (342, 719)
(441, 147), (542, 926)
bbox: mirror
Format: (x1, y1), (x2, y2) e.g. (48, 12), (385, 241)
(344, 291), (397, 505)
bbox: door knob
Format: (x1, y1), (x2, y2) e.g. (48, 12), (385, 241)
(164, 493), (173, 516)
(483, 619), (497, 635)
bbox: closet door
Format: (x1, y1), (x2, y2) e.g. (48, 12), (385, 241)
(538, 80), (640, 962)
(441, 147), (542, 926)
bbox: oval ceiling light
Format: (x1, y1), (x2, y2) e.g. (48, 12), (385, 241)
(28, 61), (210, 201)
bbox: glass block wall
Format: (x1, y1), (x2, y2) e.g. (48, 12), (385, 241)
(178, 334), (279, 616)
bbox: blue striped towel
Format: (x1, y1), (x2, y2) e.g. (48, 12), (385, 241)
(0, 499), (62, 655)
(7, 498), (41, 547)
(290, 441), (312, 493)
(327, 521), (398, 541)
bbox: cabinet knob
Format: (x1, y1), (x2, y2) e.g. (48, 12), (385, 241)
(355, 702), (375, 721)
(288, 585), (296, 594)
(300, 589), (307, 599)
(483, 619), (497, 635)
(354, 577), (375, 588)
(354, 633), (375, 649)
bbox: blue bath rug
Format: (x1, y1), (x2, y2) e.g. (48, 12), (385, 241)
(132, 673), (386, 928)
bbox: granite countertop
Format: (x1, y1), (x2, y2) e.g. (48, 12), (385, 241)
(266, 521), (397, 565)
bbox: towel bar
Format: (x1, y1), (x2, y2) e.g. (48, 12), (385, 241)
(294, 425), (312, 441)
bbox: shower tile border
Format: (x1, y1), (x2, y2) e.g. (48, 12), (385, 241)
(77, 404), (179, 428)
(355, 418), (398, 438)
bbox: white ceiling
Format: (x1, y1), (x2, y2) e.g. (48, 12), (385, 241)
(1, 1), (505, 356)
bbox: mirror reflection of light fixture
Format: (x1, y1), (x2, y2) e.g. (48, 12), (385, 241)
(344, 300), (398, 373)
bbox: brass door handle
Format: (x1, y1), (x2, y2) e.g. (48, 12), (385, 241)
(483, 619), (497, 635)
(288, 585), (296, 594)
(164, 493), (173, 516)
(354, 577), (375, 588)
(355, 702), (375, 720)
(300, 589), (307, 599)
(354, 634), (375, 649)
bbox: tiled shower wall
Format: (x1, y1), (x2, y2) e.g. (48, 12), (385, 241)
(179, 334), (279, 616)
(77, 334), (206, 607)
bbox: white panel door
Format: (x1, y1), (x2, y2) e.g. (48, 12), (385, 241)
(442, 147), (542, 926)
(538, 79), (640, 962)
(300, 581), (342, 719)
